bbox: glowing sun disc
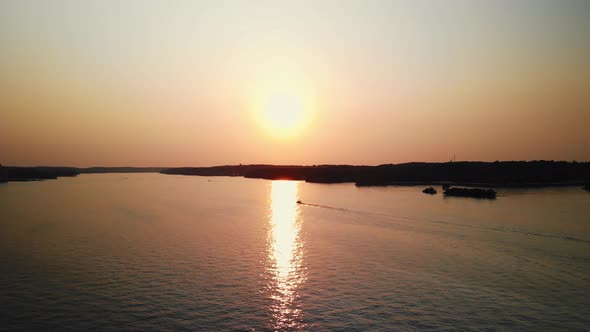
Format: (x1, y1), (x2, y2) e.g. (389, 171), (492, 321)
(257, 91), (310, 138)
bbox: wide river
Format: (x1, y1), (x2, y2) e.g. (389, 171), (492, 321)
(1, 174), (589, 331)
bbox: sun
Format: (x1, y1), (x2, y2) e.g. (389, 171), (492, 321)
(248, 70), (316, 139)
(263, 92), (305, 131)
(255, 90), (312, 138)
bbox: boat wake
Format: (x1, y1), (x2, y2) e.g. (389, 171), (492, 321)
(297, 201), (590, 245)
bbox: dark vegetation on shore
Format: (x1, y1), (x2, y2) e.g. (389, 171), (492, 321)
(162, 165), (268, 177)
(2, 162), (589, 189)
(0, 166), (79, 182)
(161, 161), (590, 188)
(0, 166), (165, 183)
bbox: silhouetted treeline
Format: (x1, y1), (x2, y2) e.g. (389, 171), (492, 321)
(354, 161), (590, 187)
(0, 166), (165, 183)
(161, 161), (590, 187)
(162, 165), (274, 177)
(0, 166), (79, 182)
(3, 162), (589, 187)
(162, 164), (370, 182)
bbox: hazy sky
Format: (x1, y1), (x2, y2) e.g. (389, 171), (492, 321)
(1, 0), (589, 166)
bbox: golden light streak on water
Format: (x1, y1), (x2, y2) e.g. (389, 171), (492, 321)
(267, 180), (306, 331)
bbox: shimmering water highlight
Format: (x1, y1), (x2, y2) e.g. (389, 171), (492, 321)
(267, 181), (306, 330)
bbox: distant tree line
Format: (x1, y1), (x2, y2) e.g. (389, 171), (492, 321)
(161, 161), (590, 187)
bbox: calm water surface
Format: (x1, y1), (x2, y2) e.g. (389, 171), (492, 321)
(1, 174), (589, 331)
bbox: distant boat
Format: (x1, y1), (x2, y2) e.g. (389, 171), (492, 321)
(296, 200), (303, 204)
(422, 187), (437, 195)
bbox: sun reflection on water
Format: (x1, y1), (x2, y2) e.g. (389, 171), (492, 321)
(267, 180), (306, 331)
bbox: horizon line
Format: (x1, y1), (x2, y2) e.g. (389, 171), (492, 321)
(3, 159), (590, 169)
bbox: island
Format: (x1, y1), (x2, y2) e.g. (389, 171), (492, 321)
(443, 187), (497, 199)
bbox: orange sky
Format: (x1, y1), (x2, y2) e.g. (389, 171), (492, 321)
(1, 1), (589, 166)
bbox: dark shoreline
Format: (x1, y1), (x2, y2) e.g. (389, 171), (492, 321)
(0, 167), (165, 183)
(354, 180), (589, 188)
(2, 162), (590, 189)
(161, 161), (590, 189)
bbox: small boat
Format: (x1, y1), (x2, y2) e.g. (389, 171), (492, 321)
(422, 187), (437, 195)
(296, 200), (303, 204)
